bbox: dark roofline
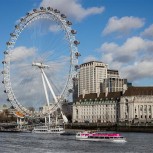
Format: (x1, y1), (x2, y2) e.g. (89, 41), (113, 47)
(123, 86), (153, 96)
(107, 69), (119, 72)
(80, 61), (106, 66)
(77, 92), (122, 101)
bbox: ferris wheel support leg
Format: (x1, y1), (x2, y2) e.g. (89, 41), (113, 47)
(41, 70), (51, 125)
(41, 69), (58, 103)
(41, 69), (68, 123)
(41, 70), (50, 107)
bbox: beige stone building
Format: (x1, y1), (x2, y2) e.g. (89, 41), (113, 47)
(73, 92), (121, 123)
(73, 87), (153, 124)
(119, 87), (153, 124)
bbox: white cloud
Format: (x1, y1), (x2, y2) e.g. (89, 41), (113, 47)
(49, 24), (61, 33)
(83, 55), (97, 63)
(121, 58), (153, 82)
(103, 16), (145, 35)
(100, 36), (153, 63)
(40, 0), (105, 21)
(11, 46), (36, 62)
(99, 36), (153, 83)
(141, 24), (153, 38)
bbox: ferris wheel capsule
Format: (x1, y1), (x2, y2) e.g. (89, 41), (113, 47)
(15, 25), (19, 29)
(6, 42), (12, 45)
(47, 7), (53, 11)
(4, 51), (8, 54)
(75, 65), (80, 70)
(4, 90), (8, 93)
(61, 14), (66, 18)
(7, 98), (11, 102)
(1, 70), (6, 74)
(66, 21), (72, 26)
(20, 18), (24, 22)
(71, 30), (77, 34)
(40, 7), (46, 11)
(68, 89), (73, 93)
(74, 40), (80, 45)
(2, 61), (7, 64)
(54, 9), (60, 13)
(75, 52), (81, 57)
(26, 12), (31, 16)
(10, 33), (16, 37)
(33, 9), (37, 12)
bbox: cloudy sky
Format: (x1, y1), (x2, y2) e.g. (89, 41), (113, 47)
(0, 0), (153, 106)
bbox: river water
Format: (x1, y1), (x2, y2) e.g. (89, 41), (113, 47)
(0, 132), (153, 153)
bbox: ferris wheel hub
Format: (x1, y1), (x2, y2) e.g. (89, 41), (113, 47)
(32, 62), (49, 69)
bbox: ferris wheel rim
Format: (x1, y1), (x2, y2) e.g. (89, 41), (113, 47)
(2, 7), (80, 117)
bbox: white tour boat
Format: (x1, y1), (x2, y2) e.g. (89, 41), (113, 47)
(32, 125), (65, 134)
(76, 131), (127, 143)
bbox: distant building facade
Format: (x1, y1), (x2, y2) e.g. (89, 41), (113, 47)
(73, 92), (121, 123)
(73, 87), (153, 124)
(119, 87), (153, 124)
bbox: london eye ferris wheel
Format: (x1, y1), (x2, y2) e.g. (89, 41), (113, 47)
(2, 7), (80, 122)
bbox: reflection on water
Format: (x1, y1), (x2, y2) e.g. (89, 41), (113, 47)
(0, 132), (153, 153)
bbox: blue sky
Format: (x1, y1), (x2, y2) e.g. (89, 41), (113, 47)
(0, 0), (153, 105)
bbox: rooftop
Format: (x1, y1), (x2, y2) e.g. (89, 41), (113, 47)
(124, 86), (153, 96)
(76, 86), (153, 101)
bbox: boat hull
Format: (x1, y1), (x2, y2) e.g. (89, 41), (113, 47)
(76, 137), (127, 143)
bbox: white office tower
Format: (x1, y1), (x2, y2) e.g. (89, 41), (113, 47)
(78, 61), (108, 96)
(103, 69), (127, 92)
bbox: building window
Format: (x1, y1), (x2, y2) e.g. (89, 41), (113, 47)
(140, 106), (143, 111)
(144, 106), (147, 113)
(149, 106), (151, 113)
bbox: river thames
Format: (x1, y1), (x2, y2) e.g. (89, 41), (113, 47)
(0, 132), (153, 153)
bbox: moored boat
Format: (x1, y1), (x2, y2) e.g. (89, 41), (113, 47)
(76, 131), (127, 143)
(32, 125), (65, 134)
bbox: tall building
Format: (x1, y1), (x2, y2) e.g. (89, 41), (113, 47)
(78, 61), (126, 97)
(78, 61), (108, 96)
